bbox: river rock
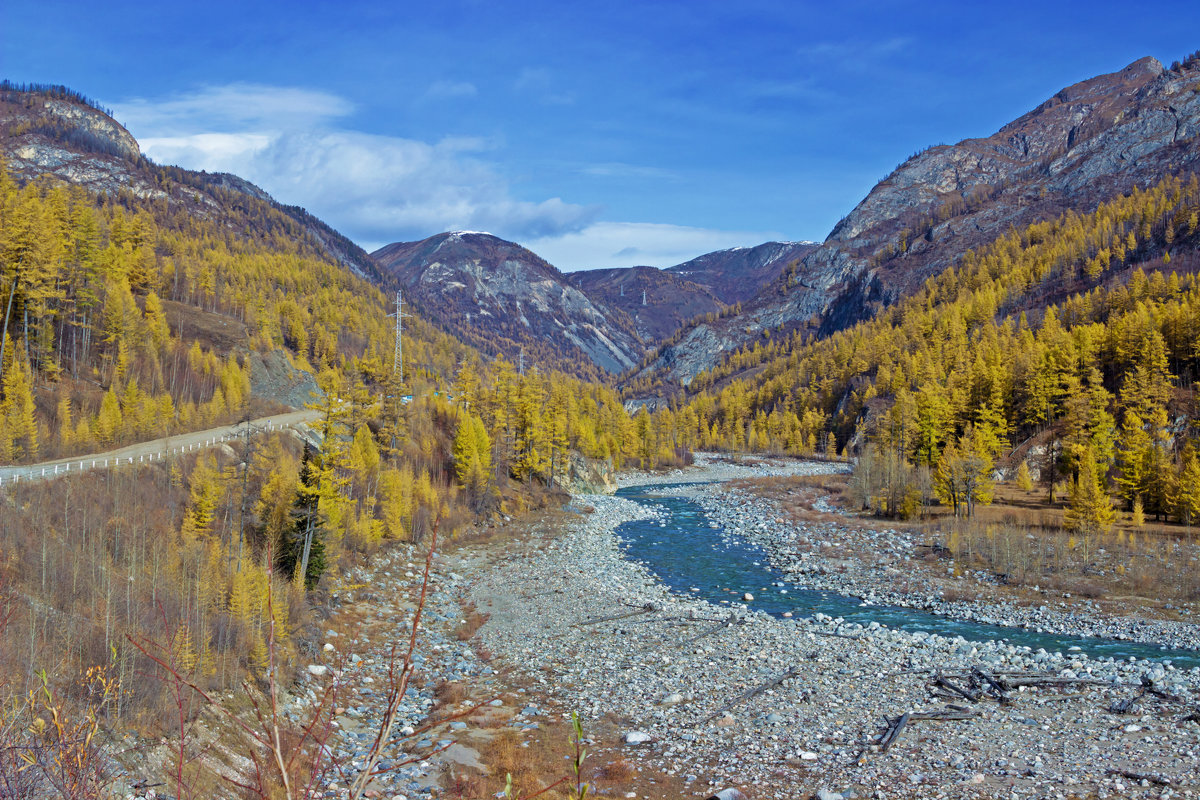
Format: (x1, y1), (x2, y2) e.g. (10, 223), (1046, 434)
(707, 790), (747, 800)
(624, 731), (652, 745)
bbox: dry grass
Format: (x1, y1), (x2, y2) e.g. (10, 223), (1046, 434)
(433, 680), (468, 711)
(454, 606), (490, 641)
(736, 471), (1200, 618)
(472, 727), (572, 800)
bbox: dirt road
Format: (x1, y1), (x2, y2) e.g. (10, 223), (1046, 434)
(0, 409), (321, 487)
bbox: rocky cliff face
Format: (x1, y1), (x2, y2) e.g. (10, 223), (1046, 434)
(1, 87), (157, 196)
(373, 232), (644, 377)
(634, 55), (1200, 385)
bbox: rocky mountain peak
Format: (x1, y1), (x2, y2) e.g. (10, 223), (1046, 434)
(1, 83), (152, 196)
(0, 84), (382, 282)
(372, 232), (644, 378)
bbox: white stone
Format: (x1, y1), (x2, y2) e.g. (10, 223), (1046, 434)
(624, 730), (652, 745)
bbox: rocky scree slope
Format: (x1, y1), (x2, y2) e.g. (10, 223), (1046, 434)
(0, 85), (385, 284)
(372, 231), (644, 377)
(636, 54), (1200, 386)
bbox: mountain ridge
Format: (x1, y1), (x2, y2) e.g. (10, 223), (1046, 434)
(632, 53), (1200, 386)
(372, 231), (644, 378)
(0, 84), (386, 285)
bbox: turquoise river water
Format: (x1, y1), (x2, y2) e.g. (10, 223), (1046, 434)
(616, 484), (1200, 669)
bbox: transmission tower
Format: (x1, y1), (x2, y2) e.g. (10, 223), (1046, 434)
(387, 290), (411, 383)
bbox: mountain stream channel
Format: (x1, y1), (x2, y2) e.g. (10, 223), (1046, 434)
(616, 482), (1200, 669)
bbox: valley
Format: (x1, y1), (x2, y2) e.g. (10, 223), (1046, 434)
(4, 29), (1200, 800)
(279, 454), (1200, 799)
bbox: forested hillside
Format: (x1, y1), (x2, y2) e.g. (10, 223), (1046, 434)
(0, 85), (687, 748)
(631, 54), (1200, 386)
(0, 167), (466, 462)
(662, 174), (1200, 527)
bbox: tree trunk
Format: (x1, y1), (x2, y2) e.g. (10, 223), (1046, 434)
(297, 511), (314, 586)
(0, 273), (16, 380)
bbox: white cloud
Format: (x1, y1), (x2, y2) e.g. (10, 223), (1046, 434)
(581, 162), (678, 180)
(109, 84), (772, 267)
(794, 37), (912, 71)
(114, 83), (354, 134)
(111, 83), (597, 246)
(527, 221), (783, 272)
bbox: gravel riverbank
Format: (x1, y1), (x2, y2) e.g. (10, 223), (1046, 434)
(470, 455), (1200, 799)
(686, 480), (1200, 653)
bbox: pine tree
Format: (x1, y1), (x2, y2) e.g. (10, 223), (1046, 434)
(1176, 450), (1200, 526)
(1064, 447), (1114, 540)
(278, 446), (327, 590)
(1115, 411), (1152, 510)
(378, 465), (414, 540)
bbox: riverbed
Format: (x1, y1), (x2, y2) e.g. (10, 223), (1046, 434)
(472, 455), (1200, 798)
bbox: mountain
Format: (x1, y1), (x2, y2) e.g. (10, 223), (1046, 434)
(635, 54), (1200, 386)
(665, 241), (818, 305)
(0, 82), (386, 285)
(571, 266), (723, 345)
(0, 81), (475, 427)
(372, 231), (643, 378)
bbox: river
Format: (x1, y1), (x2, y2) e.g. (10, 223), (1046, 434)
(616, 483), (1200, 669)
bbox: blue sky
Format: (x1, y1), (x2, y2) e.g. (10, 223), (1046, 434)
(5, 1), (1200, 269)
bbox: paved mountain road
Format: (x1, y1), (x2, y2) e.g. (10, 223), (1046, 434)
(0, 409), (321, 487)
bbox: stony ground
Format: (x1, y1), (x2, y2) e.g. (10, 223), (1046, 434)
(466, 456), (1200, 800)
(129, 455), (1200, 799)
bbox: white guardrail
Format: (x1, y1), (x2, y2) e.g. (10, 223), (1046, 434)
(0, 420), (291, 487)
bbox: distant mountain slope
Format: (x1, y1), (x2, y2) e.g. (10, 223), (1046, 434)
(372, 232), (643, 378)
(0, 82), (386, 284)
(572, 265), (723, 345)
(665, 241), (818, 305)
(634, 54), (1200, 386)
(0, 82), (472, 451)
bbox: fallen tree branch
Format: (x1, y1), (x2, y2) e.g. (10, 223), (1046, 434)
(1105, 768), (1174, 787)
(572, 603), (658, 628)
(703, 666), (802, 722)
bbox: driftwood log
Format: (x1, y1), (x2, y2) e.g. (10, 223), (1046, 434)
(878, 712), (910, 752)
(703, 666), (803, 723)
(861, 706), (979, 757)
(683, 613), (743, 645)
(1106, 768), (1174, 787)
(572, 602), (658, 627)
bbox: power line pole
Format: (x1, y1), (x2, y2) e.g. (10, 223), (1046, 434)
(642, 289), (647, 306)
(387, 290), (411, 383)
